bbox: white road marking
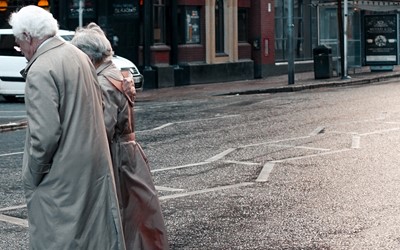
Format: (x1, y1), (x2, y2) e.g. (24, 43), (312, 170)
(272, 149), (351, 163)
(137, 115), (240, 133)
(352, 135), (361, 149)
(152, 123), (173, 131)
(242, 136), (312, 148)
(151, 162), (209, 173)
(159, 182), (254, 200)
(0, 152), (23, 157)
(267, 144), (330, 151)
(359, 127), (400, 136)
(175, 115), (240, 124)
(205, 148), (236, 162)
(256, 162), (275, 182)
(222, 160), (260, 166)
(309, 126), (325, 136)
(0, 204), (26, 212)
(0, 214), (28, 228)
(155, 186), (185, 192)
(0, 116), (27, 119)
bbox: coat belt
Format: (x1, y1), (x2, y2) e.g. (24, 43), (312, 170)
(119, 133), (135, 142)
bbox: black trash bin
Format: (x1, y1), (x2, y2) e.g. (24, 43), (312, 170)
(313, 45), (333, 79)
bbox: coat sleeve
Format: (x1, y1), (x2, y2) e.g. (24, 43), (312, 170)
(98, 76), (120, 142)
(24, 68), (61, 186)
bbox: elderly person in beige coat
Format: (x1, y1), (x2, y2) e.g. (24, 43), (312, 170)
(71, 23), (169, 250)
(9, 6), (126, 250)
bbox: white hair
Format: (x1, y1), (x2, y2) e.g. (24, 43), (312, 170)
(71, 23), (114, 64)
(8, 5), (59, 41)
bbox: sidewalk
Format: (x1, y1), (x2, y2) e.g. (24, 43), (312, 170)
(136, 66), (400, 102)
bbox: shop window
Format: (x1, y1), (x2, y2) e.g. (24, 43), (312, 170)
(238, 8), (248, 42)
(177, 6), (201, 44)
(215, 0), (224, 54)
(274, 0), (317, 62)
(68, 0), (96, 19)
(153, 0), (166, 44)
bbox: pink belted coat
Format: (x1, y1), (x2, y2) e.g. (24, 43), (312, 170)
(96, 60), (169, 250)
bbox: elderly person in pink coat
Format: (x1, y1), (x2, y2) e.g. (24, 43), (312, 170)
(71, 23), (169, 250)
(9, 6), (126, 250)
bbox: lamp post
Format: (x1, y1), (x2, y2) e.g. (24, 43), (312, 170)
(343, 0), (350, 79)
(78, 0), (83, 28)
(288, 0), (295, 85)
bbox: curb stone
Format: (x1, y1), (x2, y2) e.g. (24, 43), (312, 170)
(0, 120), (27, 132)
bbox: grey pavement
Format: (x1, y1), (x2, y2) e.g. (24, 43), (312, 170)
(136, 66), (400, 102)
(2, 66), (400, 131)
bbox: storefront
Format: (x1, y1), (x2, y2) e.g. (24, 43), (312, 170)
(316, 0), (400, 73)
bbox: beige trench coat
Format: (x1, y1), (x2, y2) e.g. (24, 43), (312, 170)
(97, 61), (169, 250)
(21, 37), (125, 250)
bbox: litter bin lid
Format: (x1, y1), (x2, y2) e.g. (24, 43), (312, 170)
(313, 44), (332, 55)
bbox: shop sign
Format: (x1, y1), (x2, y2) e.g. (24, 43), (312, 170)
(364, 14), (398, 65)
(112, 3), (139, 19)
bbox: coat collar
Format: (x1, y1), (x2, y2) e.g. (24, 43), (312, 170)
(20, 36), (65, 79)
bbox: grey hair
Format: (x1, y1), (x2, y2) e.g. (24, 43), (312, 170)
(8, 5), (58, 41)
(71, 22), (114, 64)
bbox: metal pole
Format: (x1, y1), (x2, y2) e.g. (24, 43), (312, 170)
(343, 0), (351, 79)
(288, 0), (295, 85)
(78, 0), (83, 28)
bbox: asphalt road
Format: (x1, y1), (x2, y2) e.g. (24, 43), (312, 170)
(3, 79), (400, 249)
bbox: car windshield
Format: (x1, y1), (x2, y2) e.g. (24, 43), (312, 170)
(0, 34), (21, 56)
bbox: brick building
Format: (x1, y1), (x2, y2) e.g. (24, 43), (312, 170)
(3, 1), (398, 89)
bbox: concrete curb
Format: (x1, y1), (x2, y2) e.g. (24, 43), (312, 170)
(0, 120), (27, 132)
(223, 72), (400, 96)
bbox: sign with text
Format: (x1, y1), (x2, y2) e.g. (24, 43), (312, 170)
(112, 3), (139, 19)
(364, 15), (398, 65)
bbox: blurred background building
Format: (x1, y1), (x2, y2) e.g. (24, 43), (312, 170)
(1, 0), (400, 88)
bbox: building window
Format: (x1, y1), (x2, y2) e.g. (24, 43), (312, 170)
(238, 8), (248, 42)
(153, 0), (166, 44)
(178, 6), (201, 44)
(274, 0), (317, 61)
(215, 0), (224, 53)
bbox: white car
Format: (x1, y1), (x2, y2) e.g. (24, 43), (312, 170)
(0, 29), (143, 101)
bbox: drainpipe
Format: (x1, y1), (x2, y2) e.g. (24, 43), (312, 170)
(143, 0), (152, 70)
(171, 0), (178, 66)
(288, 0), (295, 85)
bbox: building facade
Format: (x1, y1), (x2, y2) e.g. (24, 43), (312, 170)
(1, 0), (400, 89)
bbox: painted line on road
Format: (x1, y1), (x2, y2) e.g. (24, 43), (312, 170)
(0, 152), (23, 157)
(137, 115), (240, 133)
(0, 214), (28, 228)
(359, 127), (400, 136)
(159, 182), (254, 200)
(155, 186), (185, 192)
(242, 136), (312, 148)
(256, 162), (275, 182)
(272, 149), (351, 163)
(267, 144), (330, 151)
(175, 115), (240, 124)
(0, 116), (27, 118)
(152, 123), (174, 131)
(222, 160), (260, 166)
(309, 126), (325, 136)
(0, 204), (26, 212)
(352, 135), (361, 149)
(205, 148), (236, 162)
(151, 162), (209, 173)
